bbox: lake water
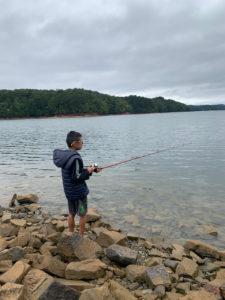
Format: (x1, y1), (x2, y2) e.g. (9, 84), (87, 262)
(0, 111), (225, 248)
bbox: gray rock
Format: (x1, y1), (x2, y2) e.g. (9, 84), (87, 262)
(0, 246), (25, 262)
(164, 259), (179, 271)
(145, 264), (171, 289)
(38, 281), (80, 300)
(57, 234), (79, 259)
(106, 244), (138, 266)
(37, 255), (66, 278)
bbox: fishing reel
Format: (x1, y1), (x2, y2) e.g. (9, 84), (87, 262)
(90, 163), (99, 172)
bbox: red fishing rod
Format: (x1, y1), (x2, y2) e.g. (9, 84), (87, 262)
(95, 143), (190, 171)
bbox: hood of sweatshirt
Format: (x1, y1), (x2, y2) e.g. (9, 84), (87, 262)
(53, 149), (79, 169)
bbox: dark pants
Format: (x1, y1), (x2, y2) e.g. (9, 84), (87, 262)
(67, 197), (87, 217)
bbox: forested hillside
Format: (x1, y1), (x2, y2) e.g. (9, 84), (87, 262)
(0, 89), (223, 118)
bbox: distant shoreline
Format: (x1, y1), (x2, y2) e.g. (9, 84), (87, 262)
(0, 112), (130, 121)
(0, 110), (224, 121)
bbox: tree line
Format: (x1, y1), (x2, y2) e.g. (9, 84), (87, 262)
(0, 89), (224, 118)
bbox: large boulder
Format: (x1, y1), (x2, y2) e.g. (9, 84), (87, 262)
(22, 268), (54, 300)
(176, 258), (199, 278)
(37, 281), (80, 300)
(36, 255), (66, 278)
(65, 259), (106, 280)
(106, 244), (138, 266)
(16, 194), (39, 205)
(73, 237), (103, 260)
(0, 246), (25, 262)
(145, 264), (171, 289)
(184, 240), (220, 259)
(96, 228), (127, 248)
(57, 234), (79, 259)
(23, 269), (80, 300)
(0, 282), (25, 300)
(0, 260), (31, 284)
(57, 233), (102, 260)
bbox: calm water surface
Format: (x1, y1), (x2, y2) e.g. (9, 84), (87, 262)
(0, 111), (225, 247)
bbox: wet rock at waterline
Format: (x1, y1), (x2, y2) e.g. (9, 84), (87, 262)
(16, 193), (39, 205)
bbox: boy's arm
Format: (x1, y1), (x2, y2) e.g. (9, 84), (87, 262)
(71, 158), (91, 182)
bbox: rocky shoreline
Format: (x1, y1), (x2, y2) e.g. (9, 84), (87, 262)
(0, 194), (225, 299)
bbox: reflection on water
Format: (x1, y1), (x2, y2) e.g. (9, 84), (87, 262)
(0, 111), (225, 248)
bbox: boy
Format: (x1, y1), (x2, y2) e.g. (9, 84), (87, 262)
(53, 131), (99, 236)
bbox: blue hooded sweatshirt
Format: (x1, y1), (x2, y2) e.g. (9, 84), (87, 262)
(53, 149), (89, 200)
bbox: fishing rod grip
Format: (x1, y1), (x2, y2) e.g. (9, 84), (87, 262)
(90, 163), (100, 172)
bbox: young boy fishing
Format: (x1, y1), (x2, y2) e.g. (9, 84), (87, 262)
(53, 131), (100, 236)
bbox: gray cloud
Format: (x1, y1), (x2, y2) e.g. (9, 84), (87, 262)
(0, 0), (225, 104)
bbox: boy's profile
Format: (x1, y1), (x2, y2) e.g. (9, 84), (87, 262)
(53, 131), (99, 236)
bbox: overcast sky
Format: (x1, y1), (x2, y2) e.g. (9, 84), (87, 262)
(0, 0), (225, 104)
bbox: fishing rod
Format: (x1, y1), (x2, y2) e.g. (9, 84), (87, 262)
(94, 143), (191, 171)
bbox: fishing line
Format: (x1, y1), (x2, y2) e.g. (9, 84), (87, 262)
(98, 143), (191, 170)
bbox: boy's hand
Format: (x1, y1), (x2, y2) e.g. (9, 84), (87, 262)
(87, 166), (95, 174)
